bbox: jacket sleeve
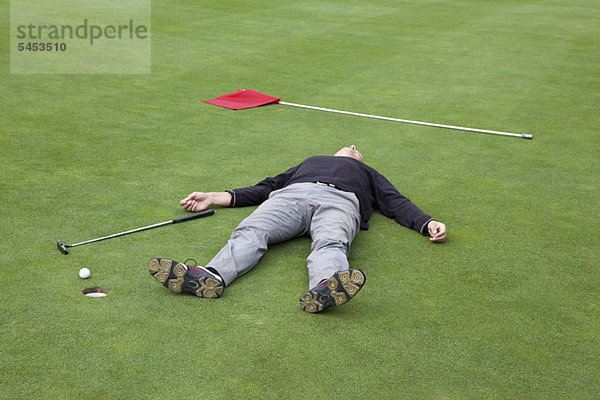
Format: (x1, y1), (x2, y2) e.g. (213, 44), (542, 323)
(372, 172), (434, 236)
(228, 165), (299, 207)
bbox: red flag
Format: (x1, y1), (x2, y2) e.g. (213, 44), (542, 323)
(202, 89), (531, 139)
(202, 89), (280, 110)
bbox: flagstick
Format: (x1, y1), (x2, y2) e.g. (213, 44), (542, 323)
(279, 101), (532, 139)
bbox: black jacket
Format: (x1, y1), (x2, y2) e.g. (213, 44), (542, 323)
(228, 156), (434, 235)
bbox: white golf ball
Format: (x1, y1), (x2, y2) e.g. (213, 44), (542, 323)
(79, 268), (91, 279)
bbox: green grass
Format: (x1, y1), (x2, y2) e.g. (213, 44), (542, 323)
(1, 0), (599, 398)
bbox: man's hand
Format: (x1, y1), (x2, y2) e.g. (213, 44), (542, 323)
(180, 192), (212, 212)
(180, 191), (233, 212)
(427, 220), (447, 242)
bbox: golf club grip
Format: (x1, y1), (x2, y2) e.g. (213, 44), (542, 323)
(172, 209), (214, 223)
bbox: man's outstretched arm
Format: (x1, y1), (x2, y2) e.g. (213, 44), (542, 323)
(180, 192), (232, 212)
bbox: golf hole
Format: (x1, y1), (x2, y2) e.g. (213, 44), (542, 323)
(82, 287), (109, 297)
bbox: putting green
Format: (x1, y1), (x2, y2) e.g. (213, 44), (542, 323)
(1, 1), (598, 398)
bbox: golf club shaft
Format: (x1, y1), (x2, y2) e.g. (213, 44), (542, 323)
(68, 220), (172, 247)
(279, 101), (532, 139)
(67, 210), (214, 248)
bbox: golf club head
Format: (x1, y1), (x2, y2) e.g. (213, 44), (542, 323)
(57, 240), (69, 255)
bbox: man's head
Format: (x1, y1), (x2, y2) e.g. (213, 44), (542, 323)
(335, 145), (363, 162)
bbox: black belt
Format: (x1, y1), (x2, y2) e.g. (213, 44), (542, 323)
(314, 181), (342, 191)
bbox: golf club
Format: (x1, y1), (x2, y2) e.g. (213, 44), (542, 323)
(57, 209), (214, 255)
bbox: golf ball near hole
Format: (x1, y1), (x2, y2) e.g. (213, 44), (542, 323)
(79, 268), (90, 279)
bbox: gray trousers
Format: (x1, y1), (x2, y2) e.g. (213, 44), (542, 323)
(206, 182), (361, 288)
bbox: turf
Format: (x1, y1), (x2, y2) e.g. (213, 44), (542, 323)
(1, 0), (599, 398)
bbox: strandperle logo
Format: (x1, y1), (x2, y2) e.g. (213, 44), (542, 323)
(16, 19), (149, 45)
(10, 0), (151, 74)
